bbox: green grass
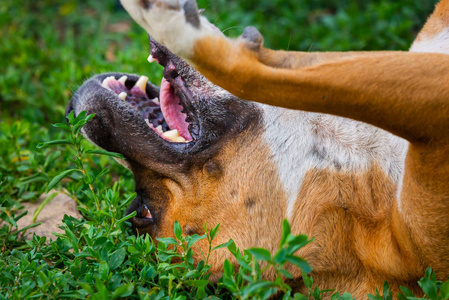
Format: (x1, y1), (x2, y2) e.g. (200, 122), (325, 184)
(1, 0), (448, 299)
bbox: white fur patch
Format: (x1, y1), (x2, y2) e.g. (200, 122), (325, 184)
(410, 28), (449, 55)
(261, 105), (408, 219)
(394, 143), (409, 213)
(120, 0), (218, 59)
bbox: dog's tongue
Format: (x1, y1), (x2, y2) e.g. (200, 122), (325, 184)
(160, 78), (192, 140)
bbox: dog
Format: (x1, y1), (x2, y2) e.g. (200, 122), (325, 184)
(67, 0), (449, 297)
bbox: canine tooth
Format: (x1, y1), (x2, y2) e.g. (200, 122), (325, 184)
(176, 136), (187, 143)
(118, 75), (128, 85)
(147, 54), (155, 63)
(162, 129), (180, 139)
(118, 92), (127, 100)
(101, 76), (115, 90)
(155, 125), (163, 134)
(152, 98), (160, 104)
(145, 119), (151, 127)
(134, 75), (148, 93)
(162, 129), (187, 143)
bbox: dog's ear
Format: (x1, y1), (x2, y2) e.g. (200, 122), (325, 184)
(410, 0), (449, 54)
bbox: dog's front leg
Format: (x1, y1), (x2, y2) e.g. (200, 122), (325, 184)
(233, 26), (397, 70)
(121, 0), (448, 144)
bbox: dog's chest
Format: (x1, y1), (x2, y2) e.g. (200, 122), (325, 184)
(260, 105), (409, 219)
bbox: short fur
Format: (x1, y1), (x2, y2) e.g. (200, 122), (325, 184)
(71, 1), (449, 297)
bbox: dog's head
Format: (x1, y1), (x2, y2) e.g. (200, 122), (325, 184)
(68, 37), (289, 274)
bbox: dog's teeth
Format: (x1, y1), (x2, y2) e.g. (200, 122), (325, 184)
(134, 75), (148, 93)
(145, 119), (151, 127)
(118, 92), (127, 100)
(162, 129), (178, 140)
(162, 129), (187, 143)
(101, 76), (115, 90)
(118, 75), (128, 85)
(148, 54), (155, 63)
(155, 125), (163, 134)
(152, 98), (160, 105)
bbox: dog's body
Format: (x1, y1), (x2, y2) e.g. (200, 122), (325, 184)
(69, 0), (449, 297)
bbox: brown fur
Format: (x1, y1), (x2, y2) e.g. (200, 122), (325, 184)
(288, 166), (424, 298)
(131, 123), (288, 280)
(113, 0), (449, 296)
(415, 0), (449, 42)
(176, 0), (449, 296)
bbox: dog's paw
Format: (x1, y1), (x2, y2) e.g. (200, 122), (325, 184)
(120, 0), (217, 59)
(240, 26), (264, 51)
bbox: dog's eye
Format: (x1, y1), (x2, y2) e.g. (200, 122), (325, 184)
(141, 204), (149, 216)
(140, 204), (153, 219)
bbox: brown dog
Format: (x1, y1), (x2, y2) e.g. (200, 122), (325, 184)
(68, 0), (449, 297)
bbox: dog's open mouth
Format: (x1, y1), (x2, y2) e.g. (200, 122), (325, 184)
(69, 35), (259, 167)
(101, 38), (199, 144)
(69, 34), (261, 233)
